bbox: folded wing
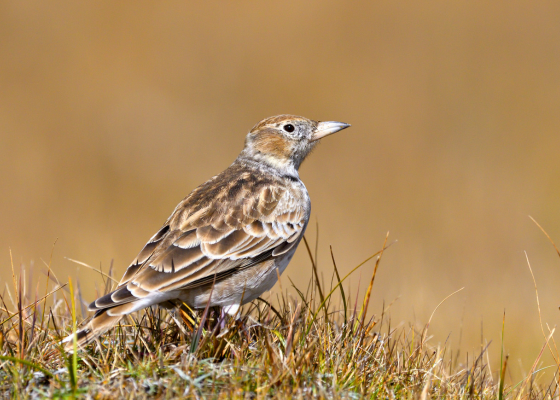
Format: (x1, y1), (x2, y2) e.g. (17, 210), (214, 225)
(90, 182), (307, 311)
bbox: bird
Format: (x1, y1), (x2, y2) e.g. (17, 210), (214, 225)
(63, 114), (350, 350)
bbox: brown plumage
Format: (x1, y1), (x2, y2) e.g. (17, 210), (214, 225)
(63, 114), (350, 350)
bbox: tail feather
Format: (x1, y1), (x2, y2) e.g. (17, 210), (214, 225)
(62, 308), (125, 351)
(63, 285), (172, 351)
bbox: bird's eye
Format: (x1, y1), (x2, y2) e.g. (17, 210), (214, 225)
(283, 124), (295, 133)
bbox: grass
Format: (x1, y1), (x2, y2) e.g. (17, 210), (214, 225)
(1, 232), (559, 399)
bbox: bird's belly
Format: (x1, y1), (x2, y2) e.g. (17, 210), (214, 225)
(178, 249), (296, 309)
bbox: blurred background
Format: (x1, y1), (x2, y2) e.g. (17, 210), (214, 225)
(2, 1), (560, 380)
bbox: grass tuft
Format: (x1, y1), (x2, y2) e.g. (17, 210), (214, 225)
(0, 234), (558, 398)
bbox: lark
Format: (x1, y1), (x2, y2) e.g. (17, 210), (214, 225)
(63, 114), (350, 349)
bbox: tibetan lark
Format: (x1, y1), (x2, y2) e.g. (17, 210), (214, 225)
(63, 114), (350, 350)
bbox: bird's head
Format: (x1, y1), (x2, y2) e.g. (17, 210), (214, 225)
(241, 114), (350, 175)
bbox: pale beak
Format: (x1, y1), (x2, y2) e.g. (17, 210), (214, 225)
(311, 121), (351, 141)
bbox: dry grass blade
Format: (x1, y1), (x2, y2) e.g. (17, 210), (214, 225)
(284, 303), (301, 358)
(499, 354), (509, 400)
(190, 275), (216, 354)
(420, 287), (464, 350)
(9, 249), (17, 301)
(65, 257), (119, 284)
(529, 216), (560, 258)
(517, 328), (556, 398)
(330, 245), (347, 323)
(420, 371), (432, 400)
(524, 251), (560, 367)
(0, 284), (67, 325)
(303, 235), (327, 322)
(358, 231), (389, 329)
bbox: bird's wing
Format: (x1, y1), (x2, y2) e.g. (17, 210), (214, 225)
(91, 177), (307, 310)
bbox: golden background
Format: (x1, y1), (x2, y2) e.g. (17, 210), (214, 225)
(2, 1), (560, 377)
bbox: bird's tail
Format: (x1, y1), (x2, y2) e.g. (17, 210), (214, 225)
(62, 307), (127, 351)
(62, 283), (173, 351)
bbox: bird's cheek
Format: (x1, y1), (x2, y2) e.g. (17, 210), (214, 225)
(255, 136), (291, 159)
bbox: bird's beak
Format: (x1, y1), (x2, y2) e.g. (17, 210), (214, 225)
(311, 121), (351, 142)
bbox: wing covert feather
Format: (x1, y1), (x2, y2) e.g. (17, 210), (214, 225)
(112, 167), (309, 302)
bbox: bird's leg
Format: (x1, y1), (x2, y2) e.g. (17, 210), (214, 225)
(177, 302), (197, 333)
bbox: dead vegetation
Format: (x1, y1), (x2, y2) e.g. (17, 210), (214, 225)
(1, 231), (559, 399)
